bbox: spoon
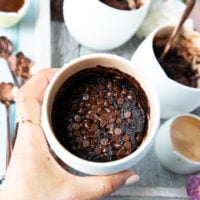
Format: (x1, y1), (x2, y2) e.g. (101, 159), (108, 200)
(5, 103), (12, 169)
(160, 0), (196, 59)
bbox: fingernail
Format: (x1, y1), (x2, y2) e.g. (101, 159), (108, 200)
(125, 174), (140, 185)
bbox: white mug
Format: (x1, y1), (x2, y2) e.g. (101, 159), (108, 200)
(63, 0), (151, 50)
(42, 53), (160, 175)
(131, 25), (200, 119)
(155, 114), (200, 174)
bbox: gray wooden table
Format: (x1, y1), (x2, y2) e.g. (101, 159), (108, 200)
(51, 21), (200, 200)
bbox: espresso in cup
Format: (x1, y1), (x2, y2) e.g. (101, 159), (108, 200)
(170, 116), (200, 162)
(52, 65), (150, 162)
(155, 114), (200, 174)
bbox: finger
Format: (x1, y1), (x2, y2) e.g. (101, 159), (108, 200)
(67, 170), (139, 200)
(16, 68), (59, 120)
(14, 68), (60, 152)
(17, 68), (59, 103)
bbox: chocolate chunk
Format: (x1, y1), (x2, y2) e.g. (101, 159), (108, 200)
(0, 36), (13, 58)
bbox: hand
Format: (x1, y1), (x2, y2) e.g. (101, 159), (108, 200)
(0, 69), (139, 200)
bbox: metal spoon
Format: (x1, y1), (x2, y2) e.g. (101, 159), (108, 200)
(160, 0), (196, 59)
(5, 103), (12, 169)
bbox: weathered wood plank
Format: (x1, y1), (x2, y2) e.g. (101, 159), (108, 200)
(103, 186), (189, 199)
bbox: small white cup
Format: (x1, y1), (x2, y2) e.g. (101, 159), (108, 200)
(155, 114), (200, 174)
(42, 53), (160, 175)
(131, 25), (200, 119)
(0, 0), (30, 28)
(63, 0), (151, 50)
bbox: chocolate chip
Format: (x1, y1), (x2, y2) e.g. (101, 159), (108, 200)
(122, 134), (130, 141)
(111, 135), (119, 142)
(74, 114), (81, 122)
(83, 140), (90, 148)
(122, 88), (128, 95)
(90, 123), (98, 132)
(124, 141), (132, 149)
(97, 98), (104, 105)
(95, 147), (102, 154)
(98, 84), (106, 90)
(127, 93), (134, 100)
(117, 97), (124, 105)
(100, 138), (109, 146)
(124, 111), (131, 119)
(102, 147), (109, 153)
(114, 127), (122, 135)
(116, 118), (122, 125)
(107, 82), (113, 89)
(83, 93), (89, 100)
(114, 143), (122, 149)
(76, 137), (83, 144)
(72, 123), (80, 130)
(136, 134), (143, 143)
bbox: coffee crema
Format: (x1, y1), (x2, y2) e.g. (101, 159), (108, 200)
(170, 116), (200, 162)
(0, 0), (24, 12)
(52, 66), (150, 162)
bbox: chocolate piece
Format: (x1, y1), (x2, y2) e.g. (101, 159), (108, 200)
(0, 82), (15, 105)
(52, 66), (149, 162)
(0, 37), (13, 58)
(12, 52), (33, 79)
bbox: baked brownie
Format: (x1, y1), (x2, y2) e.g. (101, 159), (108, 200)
(52, 66), (150, 162)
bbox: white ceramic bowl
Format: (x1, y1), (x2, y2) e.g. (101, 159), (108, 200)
(131, 25), (200, 119)
(155, 114), (200, 174)
(0, 0), (30, 28)
(42, 53), (160, 175)
(63, 0), (151, 50)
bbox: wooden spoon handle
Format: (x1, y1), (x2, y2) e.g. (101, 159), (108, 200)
(160, 0), (196, 59)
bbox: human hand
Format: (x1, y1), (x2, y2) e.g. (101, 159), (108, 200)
(0, 68), (139, 200)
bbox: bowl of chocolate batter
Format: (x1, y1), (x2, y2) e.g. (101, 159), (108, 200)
(42, 53), (160, 175)
(132, 25), (200, 119)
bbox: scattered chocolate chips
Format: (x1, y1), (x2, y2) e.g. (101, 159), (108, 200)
(52, 66), (149, 162)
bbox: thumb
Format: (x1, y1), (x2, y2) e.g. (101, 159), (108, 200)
(72, 170), (139, 200)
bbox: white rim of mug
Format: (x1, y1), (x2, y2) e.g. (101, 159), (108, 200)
(42, 53), (160, 171)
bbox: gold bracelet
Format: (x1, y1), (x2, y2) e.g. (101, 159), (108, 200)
(16, 116), (41, 125)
